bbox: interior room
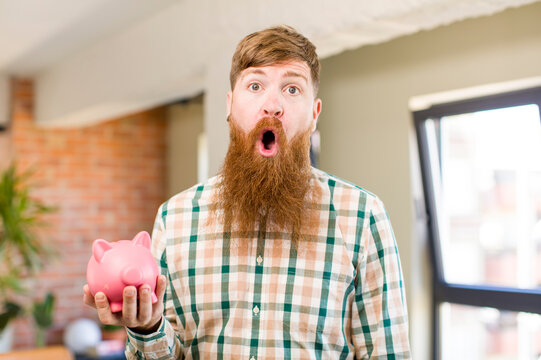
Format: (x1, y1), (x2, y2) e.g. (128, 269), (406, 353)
(0, 1), (540, 359)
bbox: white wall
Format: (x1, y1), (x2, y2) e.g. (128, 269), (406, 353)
(317, 3), (541, 359)
(167, 100), (204, 197)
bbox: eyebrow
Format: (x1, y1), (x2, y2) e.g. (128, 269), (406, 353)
(242, 69), (309, 84)
(243, 68), (266, 77)
(283, 71), (308, 84)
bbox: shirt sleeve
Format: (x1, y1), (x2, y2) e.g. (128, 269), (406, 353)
(351, 196), (411, 359)
(124, 204), (184, 360)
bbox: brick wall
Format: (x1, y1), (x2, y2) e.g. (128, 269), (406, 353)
(5, 79), (168, 349)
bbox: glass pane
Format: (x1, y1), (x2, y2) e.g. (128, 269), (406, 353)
(440, 303), (541, 360)
(427, 104), (541, 288)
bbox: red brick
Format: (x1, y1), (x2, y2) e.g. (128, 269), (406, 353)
(0, 78), (168, 349)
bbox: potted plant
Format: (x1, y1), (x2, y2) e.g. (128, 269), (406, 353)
(0, 302), (22, 350)
(31, 292), (55, 347)
(101, 324), (127, 342)
(0, 164), (56, 351)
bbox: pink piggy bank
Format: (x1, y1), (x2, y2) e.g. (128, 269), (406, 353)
(86, 231), (159, 312)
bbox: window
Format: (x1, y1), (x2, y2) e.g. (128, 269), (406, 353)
(413, 86), (541, 360)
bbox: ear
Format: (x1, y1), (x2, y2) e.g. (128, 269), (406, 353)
(132, 231), (151, 249)
(226, 91), (232, 118)
(311, 98), (322, 132)
(92, 239), (113, 263)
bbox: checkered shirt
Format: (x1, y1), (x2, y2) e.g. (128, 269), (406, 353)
(125, 167), (410, 359)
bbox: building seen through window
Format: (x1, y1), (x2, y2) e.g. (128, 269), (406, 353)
(414, 87), (541, 360)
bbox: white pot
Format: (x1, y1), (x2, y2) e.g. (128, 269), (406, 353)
(0, 323), (14, 353)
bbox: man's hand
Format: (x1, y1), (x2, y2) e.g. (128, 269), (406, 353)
(83, 275), (167, 334)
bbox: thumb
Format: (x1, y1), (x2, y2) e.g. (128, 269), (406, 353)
(94, 292), (111, 310)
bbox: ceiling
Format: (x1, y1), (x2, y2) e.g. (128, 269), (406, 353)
(1, 0), (540, 129)
(2, 0), (539, 77)
(0, 0), (177, 76)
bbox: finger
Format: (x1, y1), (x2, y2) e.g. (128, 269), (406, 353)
(95, 292), (119, 326)
(122, 286), (138, 327)
(137, 285), (152, 324)
(83, 285), (96, 308)
(155, 275), (167, 302)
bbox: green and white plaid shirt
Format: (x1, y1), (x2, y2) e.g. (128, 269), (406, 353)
(126, 168), (410, 359)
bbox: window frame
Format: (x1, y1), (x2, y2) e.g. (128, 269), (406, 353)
(412, 86), (541, 360)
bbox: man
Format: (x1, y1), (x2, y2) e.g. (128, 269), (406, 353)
(84, 25), (411, 359)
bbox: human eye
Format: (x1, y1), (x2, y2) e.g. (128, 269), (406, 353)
(286, 86), (300, 95)
(249, 83), (261, 91)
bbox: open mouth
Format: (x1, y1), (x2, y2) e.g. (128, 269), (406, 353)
(258, 129), (278, 157)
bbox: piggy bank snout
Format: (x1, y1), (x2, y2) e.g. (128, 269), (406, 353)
(121, 266), (143, 285)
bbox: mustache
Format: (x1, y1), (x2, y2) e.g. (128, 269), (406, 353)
(228, 116), (287, 155)
(249, 117), (284, 142)
(227, 116), (283, 134)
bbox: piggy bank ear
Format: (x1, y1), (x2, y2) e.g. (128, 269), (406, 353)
(92, 239), (113, 263)
(132, 231), (151, 249)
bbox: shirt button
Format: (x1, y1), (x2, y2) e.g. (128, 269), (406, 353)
(253, 305), (260, 315)
(256, 255), (263, 265)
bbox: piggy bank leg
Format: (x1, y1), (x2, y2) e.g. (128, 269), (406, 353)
(110, 302), (123, 313)
(151, 292), (158, 304)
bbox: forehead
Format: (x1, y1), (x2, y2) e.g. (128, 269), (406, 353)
(239, 61), (311, 82)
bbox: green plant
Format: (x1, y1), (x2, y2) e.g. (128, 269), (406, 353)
(101, 323), (127, 342)
(0, 302), (22, 331)
(31, 292), (55, 347)
(0, 163), (56, 335)
(102, 324), (124, 332)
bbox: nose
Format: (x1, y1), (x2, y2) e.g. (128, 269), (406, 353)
(262, 93), (283, 118)
(121, 266), (143, 286)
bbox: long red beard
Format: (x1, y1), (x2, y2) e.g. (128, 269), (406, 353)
(214, 116), (313, 243)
